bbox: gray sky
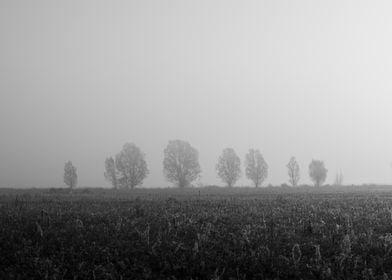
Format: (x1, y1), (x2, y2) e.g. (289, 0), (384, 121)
(1, 0), (392, 188)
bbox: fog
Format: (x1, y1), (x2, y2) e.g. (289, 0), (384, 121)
(1, 1), (392, 188)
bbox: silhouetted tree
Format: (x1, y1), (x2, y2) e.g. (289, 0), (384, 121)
(287, 156), (300, 187)
(216, 148), (241, 187)
(309, 160), (327, 187)
(163, 140), (201, 188)
(64, 161), (77, 189)
(104, 156), (118, 189)
(245, 149), (268, 187)
(115, 143), (148, 189)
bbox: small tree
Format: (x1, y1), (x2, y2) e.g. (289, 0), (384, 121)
(216, 148), (241, 187)
(245, 149), (268, 187)
(104, 156), (118, 189)
(163, 140), (201, 188)
(334, 171), (343, 186)
(115, 143), (149, 189)
(64, 161), (77, 189)
(287, 156), (300, 187)
(309, 160), (327, 187)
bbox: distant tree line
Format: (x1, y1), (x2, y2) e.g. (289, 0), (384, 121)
(64, 140), (332, 189)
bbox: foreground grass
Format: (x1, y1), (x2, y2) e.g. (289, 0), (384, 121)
(1, 186), (392, 279)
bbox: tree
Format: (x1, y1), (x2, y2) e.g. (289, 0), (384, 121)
(287, 156), (300, 187)
(245, 149), (268, 187)
(115, 143), (148, 189)
(334, 171), (343, 186)
(64, 161), (77, 189)
(104, 156), (118, 189)
(309, 160), (327, 187)
(216, 148), (241, 187)
(163, 140), (201, 188)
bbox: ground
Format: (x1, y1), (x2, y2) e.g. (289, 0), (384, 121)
(1, 186), (392, 279)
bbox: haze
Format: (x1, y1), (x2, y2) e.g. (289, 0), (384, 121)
(1, 1), (392, 188)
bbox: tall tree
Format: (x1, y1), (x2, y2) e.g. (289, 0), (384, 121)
(309, 160), (327, 187)
(163, 140), (201, 188)
(245, 149), (268, 187)
(287, 156), (300, 187)
(216, 148), (241, 187)
(115, 143), (149, 189)
(104, 156), (118, 189)
(64, 161), (77, 189)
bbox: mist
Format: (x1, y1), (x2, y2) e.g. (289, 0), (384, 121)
(1, 0), (392, 188)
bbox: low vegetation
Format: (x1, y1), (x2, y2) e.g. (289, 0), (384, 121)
(1, 187), (392, 279)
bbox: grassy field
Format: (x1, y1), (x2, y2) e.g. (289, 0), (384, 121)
(2, 186), (392, 279)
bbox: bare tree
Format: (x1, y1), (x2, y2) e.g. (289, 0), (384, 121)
(245, 149), (268, 187)
(64, 161), (77, 189)
(287, 156), (300, 187)
(115, 143), (148, 189)
(216, 148), (241, 187)
(104, 156), (118, 189)
(309, 160), (327, 187)
(163, 140), (201, 188)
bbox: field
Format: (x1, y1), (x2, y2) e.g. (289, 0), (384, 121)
(2, 186), (392, 279)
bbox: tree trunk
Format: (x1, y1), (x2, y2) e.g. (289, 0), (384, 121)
(178, 178), (187, 188)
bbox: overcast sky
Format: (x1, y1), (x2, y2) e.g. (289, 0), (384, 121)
(1, 1), (392, 188)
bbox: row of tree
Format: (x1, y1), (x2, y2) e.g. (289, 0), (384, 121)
(63, 140), (330, 189)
